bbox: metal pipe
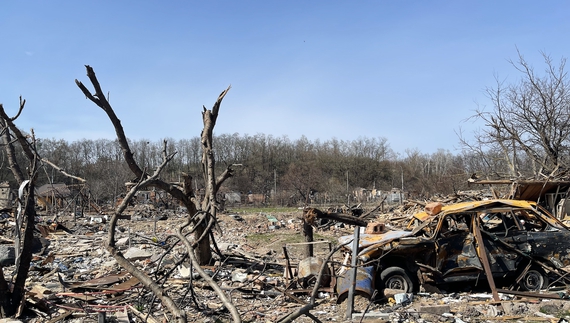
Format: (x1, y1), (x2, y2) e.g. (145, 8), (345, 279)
(346, 226), (360, 319)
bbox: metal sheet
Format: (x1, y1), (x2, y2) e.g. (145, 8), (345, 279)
(338, 230), (412, 253)
(336, 266), (375, 303)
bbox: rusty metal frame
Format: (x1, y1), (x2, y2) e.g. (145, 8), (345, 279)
(282, 241), (337, 294)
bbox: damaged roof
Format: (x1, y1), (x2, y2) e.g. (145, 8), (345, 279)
(468, 178), (570, 201)
(36, 183), (71, 198)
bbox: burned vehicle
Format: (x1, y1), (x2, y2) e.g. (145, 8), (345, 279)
(339, 199), (570, 295)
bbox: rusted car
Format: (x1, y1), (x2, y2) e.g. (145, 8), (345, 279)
(339, 199), (570, 294)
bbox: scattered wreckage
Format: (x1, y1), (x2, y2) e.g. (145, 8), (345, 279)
(3, 197), (570, 321)
(339, 199), (570, 300)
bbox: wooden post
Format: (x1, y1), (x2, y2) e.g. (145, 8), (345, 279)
(472, 215), (500, 301)
(302, 220), (314, 257)
(282, 246), (295, 285)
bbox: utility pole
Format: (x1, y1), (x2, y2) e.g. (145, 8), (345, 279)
(346, 171), (349, 205)
(274, 169), (277, 206)
(400, 166), (404, 204)
(345, 225), (360, 319)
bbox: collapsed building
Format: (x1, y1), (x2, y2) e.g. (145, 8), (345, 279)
(468, 178), (570, 219)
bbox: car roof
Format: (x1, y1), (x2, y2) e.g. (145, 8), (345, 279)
(412, 199), (536, 222)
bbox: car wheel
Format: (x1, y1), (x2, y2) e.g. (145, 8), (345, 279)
(520, 268), (548, 291)
(380, 266), (414, 292)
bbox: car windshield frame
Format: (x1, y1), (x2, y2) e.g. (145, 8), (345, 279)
(533, 203), (569, 230)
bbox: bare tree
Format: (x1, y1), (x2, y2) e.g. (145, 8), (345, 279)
(460, 50), (570, 178)
(76, 65), (240, 322)
(0, 98), (106, 319)
(282, 161), (323, 204)
(0, 98), (41, 318)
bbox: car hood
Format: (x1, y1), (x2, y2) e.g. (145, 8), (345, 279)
(339, 229), (413, 258)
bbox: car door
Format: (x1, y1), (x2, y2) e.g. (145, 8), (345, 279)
(481, 210), (526, 274)
(435, 213), (483, 279)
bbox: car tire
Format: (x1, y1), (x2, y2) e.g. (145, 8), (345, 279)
(380, 266), (414, 292)
(520, 268), (549, 291)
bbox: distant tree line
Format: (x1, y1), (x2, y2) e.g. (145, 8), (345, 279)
(0, 133), (489, 206)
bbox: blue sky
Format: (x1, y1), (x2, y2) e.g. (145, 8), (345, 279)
(1, 1), (568, 155)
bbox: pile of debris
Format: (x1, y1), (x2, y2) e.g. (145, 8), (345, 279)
(1, 194), (570, 322)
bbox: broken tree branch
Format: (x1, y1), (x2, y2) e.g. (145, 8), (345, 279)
(40, 158), (87, 183)
(176, 226), (241, 323)
(304, 207), (368, 227)
(105, 144), (187, 322)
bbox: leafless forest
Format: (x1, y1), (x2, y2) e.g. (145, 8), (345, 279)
(15, 134), (474, 207)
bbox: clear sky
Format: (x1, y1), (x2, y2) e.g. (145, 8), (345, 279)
(1, 1), (568, 155)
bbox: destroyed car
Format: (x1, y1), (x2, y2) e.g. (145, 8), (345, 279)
(339, 199), (570, 294)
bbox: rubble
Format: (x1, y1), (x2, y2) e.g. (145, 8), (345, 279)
(2, 193), (570, 322)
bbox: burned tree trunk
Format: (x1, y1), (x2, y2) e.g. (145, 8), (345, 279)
(76, 66), (240, 322)
(0, 99), (41, 318)
(196, 86), (231, 265)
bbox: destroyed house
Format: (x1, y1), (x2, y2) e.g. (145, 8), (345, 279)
(36, 183), (72, 210)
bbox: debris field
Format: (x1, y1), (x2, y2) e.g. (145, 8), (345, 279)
(2, 196), (570, 323)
